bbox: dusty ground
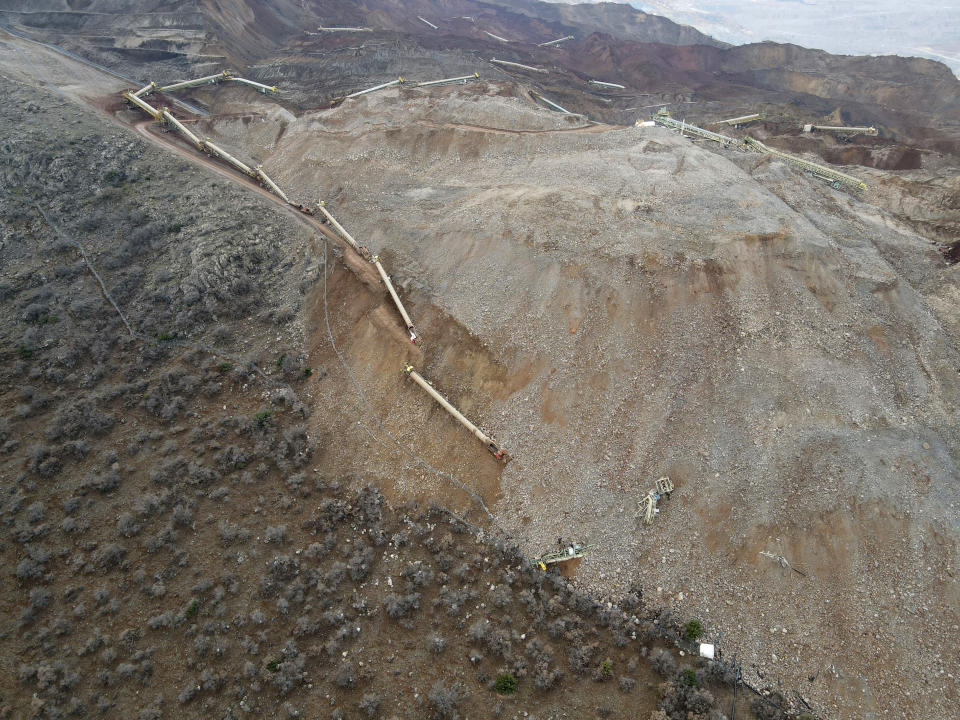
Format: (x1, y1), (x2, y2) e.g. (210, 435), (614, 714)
(3, 18), (959, 720)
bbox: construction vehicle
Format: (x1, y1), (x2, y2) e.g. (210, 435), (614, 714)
(744, 136), (867, 191)
(649, 108), (743, 149)
(638, 476), (673, 525)
(803, 124), (877, 137)
(402, 364), (510, 462)
(537, 542), (591, 571)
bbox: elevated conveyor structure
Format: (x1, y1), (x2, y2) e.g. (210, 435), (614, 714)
(803, 124), (877, 137)
(718, 112), (761, 127)
(744, 136), (867, 191)
(649, 108), (742, 149)
(539, 35), (574, 47)
(403, 365), (510, 462)
(530, 91), (571, 114)
(415, 73), (480, 88)
(490, 58), (547, 74)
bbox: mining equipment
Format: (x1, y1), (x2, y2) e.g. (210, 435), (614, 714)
(402, 364), (510, 462)
(638, 476), (674, 525)
(744, 136), (867, 191)
(537, 542), (591, 571)
(717, 112), (762, 127)
(649, 108), (742, 149)
(415, 72), (480, 88)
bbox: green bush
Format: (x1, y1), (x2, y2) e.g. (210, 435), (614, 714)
(494, 673), (517, 695)
(217, 362), (233, 374)
(266, 658), (281, 673)
(185, 599), (199, 617)
(684, 618), (704, 641)
(157, 332), (174, 342)
(599, 659), (613, 677)
(253, 410), (273, 429)
(680, 668), (698, 687)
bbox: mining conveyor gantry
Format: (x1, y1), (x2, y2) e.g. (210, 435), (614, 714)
(315, 202), (419, 343)
(402, 364), (510, 462)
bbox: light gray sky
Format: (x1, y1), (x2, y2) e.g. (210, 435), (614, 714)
(545, 0), (960, 75)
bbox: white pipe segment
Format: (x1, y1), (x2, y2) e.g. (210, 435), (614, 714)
(122, 91), (161, 119)
(539, 35), (574, 47)
(484, 31), (509, 42)
(161, 110), (203, 149)
(589, 80), (626, 89)
(132, 82), (156, 98)
(418, 16), (438, 30)
(532, 91), (570, 114)
(415, 73), (479, 88)
(202, 140), (256, 177)
(255, 166), (289, 203)
(344, 77), (404, 99)
(403, 366), (507, 460)
(232, 77), (278, 94)
(315, 202), (363, 254)
(318, 26), (372, 32)
(490, 58), (547, 74)
(158, 71), (232, 93)
(372, 256), (417, 341)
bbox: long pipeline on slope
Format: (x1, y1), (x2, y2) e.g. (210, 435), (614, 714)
(403, 364), (510, 462)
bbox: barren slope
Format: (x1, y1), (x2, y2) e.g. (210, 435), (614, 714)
(199, 83), (960, 719)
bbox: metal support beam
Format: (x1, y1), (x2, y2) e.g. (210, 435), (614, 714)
(403, 365), (509, 462)
(490, 58), (547, 74)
